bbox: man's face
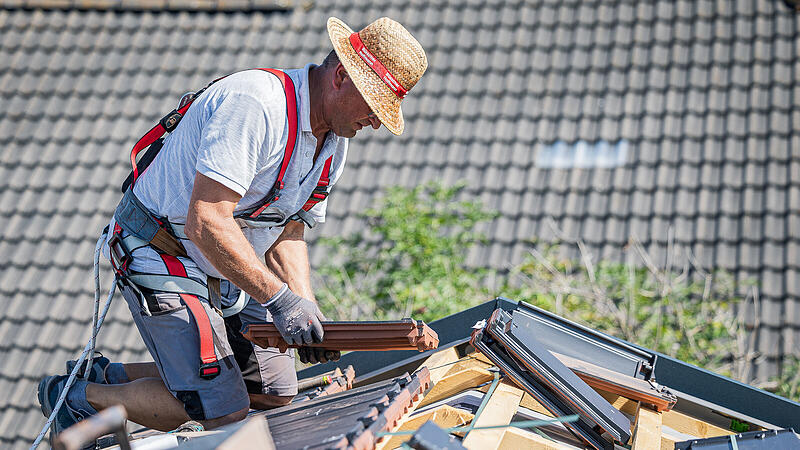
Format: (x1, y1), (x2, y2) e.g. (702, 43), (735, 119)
(330, 69), (382, 138)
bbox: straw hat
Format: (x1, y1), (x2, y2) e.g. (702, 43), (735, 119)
(327, 16), (428, 135)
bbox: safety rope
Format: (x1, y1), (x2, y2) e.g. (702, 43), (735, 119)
(85, 231), (105, 381)
(31, 232), (118, 450)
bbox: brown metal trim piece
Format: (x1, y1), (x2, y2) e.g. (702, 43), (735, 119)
(553, 352), (677, 412)
(241, 319), (439, 353)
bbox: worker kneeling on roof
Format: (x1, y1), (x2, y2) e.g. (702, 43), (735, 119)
(37, 16), (427, 435)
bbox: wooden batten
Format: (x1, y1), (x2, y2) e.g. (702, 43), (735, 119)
(462, 380), (524, 450)
(378, 405), (474, 450)
(632, 404), (663, 449)
(418, 367), (496, 408)
(498, 427), (578, 450)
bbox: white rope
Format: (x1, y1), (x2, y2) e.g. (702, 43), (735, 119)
(85, 233), (105, 380)
(31, 232), (117, 450)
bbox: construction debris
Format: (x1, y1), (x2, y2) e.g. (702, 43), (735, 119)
(471, 309), (631, 449)
(59, 299), (797, 450)
(241, 319), (440, 352)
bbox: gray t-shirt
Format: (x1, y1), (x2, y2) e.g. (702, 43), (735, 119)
(111, 64), (348, 279)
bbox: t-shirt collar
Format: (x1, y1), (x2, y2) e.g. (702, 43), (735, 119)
(293, 63), (315, 133)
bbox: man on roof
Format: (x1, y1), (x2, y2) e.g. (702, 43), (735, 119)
(37, 16), (427, 437)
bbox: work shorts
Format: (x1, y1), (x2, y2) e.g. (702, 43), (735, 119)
(117, 242), (296, 421)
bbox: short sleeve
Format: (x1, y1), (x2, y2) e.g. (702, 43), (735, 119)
(195, 93), (271, 197)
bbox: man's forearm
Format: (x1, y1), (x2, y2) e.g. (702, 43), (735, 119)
(185, 203), (284, 305)
(184, 172), (289, 303)
(265, 221), (315, 301)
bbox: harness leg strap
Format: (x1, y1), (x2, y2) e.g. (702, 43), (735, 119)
(160, 254), (221, 379)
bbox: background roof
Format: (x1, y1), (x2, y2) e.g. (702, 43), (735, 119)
(0, 0), (798, 447)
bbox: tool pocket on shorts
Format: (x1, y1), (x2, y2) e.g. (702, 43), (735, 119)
(140, 298), (202, 392)
(142, 292), (185, 315)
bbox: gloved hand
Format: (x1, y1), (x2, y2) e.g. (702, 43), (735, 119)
(297, 348), (341, 364)
(266, 284), (325, 346)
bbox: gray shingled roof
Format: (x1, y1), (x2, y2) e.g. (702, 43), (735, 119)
(0, 0), (798, 447)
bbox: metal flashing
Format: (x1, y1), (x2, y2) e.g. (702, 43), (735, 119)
(674, 428), (800, 449)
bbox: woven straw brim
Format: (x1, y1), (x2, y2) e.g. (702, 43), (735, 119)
(327, 17), (404, 135)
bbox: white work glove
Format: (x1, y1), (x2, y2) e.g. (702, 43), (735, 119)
(266, 284), (325, 346)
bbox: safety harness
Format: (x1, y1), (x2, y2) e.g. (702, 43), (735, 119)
(109, 68), (332, 380)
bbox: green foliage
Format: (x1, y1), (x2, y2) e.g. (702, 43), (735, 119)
(504, 244), (745, 378)
(315, 182), (797, 400)
(315, 182), (497, 322)
(773, 357), (800, 402)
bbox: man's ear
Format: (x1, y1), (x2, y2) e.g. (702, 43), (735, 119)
(332, 63), (348, 90)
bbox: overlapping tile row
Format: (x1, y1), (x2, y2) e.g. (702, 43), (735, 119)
(0, 0), (798, 447)
(263, 368), (431, 449)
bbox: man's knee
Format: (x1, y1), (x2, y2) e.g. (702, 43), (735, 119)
(200, 406), (249, 429)
(249, 393), (293, 409)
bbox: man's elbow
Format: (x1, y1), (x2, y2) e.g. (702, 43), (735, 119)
(183, 207), (206, 243)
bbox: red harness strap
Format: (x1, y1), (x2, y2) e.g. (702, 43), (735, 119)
(244, 69), (298, 219)
(160, 254), (221, 379)
(302, 156), (332, 211)
(126, 68), (331, 222)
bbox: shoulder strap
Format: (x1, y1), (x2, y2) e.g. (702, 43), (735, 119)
(238, 69), (298, 219)
(124, 69), (294, 192)
(301, 155), (333, 212)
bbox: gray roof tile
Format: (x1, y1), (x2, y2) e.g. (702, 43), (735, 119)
(0, 2), (797, 444)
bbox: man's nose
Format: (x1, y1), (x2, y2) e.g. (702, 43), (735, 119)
(367, 113), (381, 129)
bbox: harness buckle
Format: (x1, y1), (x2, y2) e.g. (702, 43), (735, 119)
(108, 231), (132, 275)
(198, 361), (221, 379)
(159, 109), (183, 132)
(311, 186), (329, 199)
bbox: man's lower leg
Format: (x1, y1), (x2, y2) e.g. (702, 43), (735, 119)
(120, 362), (160, 381)
(86, 379), (247, 431)
(86, 378), (190, 431)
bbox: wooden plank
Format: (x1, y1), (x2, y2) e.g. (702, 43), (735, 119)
(477, 383), (553, 418)
(377, 405), (474, 450)
(423, 347), (462, 384)
(659, 429), (683, 450)
(462, 380), (524, 450)
(473, 351), (494, 366)
(598, 390), (639, 417)
(443, 355), (493, 377)
(498, 427), (579, 450)
(661, 409), (731, 438)
(418, 367), (495, 408)
(632, 404), (662, 450)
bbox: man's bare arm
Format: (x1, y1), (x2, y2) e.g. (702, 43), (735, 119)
(265, 220), (315, 301)
(184, 172), (285, 304)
